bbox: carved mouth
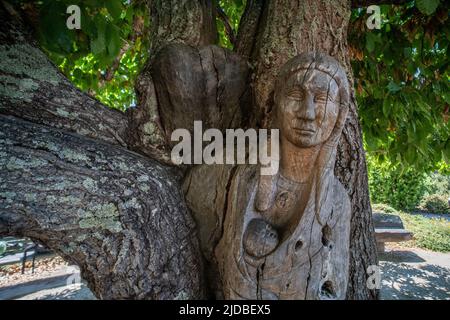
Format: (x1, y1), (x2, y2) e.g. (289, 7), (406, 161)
(292, 127), (316, 135)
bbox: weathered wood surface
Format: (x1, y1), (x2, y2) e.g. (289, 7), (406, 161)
(211, 53), (352, 300)
(234, 0), (379, 300)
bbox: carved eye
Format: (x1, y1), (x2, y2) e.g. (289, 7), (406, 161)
(287, 90), (304, 100)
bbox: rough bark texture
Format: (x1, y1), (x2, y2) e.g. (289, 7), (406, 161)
(148, 0), (218, 56)
(236, 0), (379, 300)
(0, 3), (205, 299)
(0, 115), (204, 299)
(139, 0), (378, 300)
(234, 0), (265, 59)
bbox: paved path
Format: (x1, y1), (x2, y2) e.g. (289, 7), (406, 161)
(17, 283), (96, 300)
(379, 246), (450, 300)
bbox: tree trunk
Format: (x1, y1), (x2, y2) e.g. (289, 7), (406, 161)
(0, 0), (378, 300)
(236, 0), (379, 299)
(187, 0), (378, 299)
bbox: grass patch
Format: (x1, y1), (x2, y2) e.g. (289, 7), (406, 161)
(373, 203), (450, 252)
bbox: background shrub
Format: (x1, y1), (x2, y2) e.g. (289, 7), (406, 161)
(372, 203), (399, 214)
(368, 157), (427, 210)
(420, 194), (450, 214)
(423, 172), (450, 198)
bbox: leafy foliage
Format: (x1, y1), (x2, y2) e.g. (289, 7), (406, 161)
(368, 155), (428, 210)
(15, 0), (149, 110)
(415, 0), (440, 16)
(349, 1), (449, 171)
(419, 194), (450, 213)
(424, 171), (450, 196)
(216, 0), (246, 49)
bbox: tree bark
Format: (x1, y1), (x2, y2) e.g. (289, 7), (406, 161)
(148, 0), (218, 56)
(128, 0), (221, 163)
(0, 3), (205, 299)
(0, 114), (204, 299)
(137, 0), (379, 300)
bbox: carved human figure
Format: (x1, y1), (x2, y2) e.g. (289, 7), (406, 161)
(215, 52), (351, 300)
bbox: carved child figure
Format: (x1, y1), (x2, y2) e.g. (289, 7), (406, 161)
(215, 52), (352, 300)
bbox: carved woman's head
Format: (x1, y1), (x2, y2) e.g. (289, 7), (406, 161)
(274, 52), (350, 148)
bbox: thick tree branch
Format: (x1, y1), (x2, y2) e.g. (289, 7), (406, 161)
(0, 115), (205, 299)
(148, 0), (218, 55)
(0, 2), (128, 147)
(129, 0), (221, 163)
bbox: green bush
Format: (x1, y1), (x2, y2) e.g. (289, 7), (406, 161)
(420, 194), (450, 214)
(371, 203), (399, 214)
(423, 172), (450, 197)
(398, 212), (450, 252)
(368, 157), (427, 210)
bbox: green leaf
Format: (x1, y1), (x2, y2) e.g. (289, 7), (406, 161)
(39, 0), (75, 54)
(415, 0), (440, 15)
(366, 33), (375, 52)
(106, 24), (122, 59)
(382, 95), (391, 117)
(387, 81), (401, 93)
(90, 19), (106, 55)
(104, 0), (123, 20)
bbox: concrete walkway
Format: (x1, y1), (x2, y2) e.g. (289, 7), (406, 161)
(379, 246), (450, 300)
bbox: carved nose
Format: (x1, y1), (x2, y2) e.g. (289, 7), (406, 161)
(296, 94), (315, 120)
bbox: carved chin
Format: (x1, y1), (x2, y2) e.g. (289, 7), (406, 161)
(287, 131), (321, 147)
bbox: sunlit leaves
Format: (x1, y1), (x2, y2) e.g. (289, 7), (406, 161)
(350, 1), (449, 172)
(415, 0), (440, 16)
(21, 0), (148, 111)
(217, 0), (246, 49)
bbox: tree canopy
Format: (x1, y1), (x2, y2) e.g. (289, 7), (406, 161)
(11, 0), (450, 172)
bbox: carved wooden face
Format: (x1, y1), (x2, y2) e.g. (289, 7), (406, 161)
(277, 69), (340, 147)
